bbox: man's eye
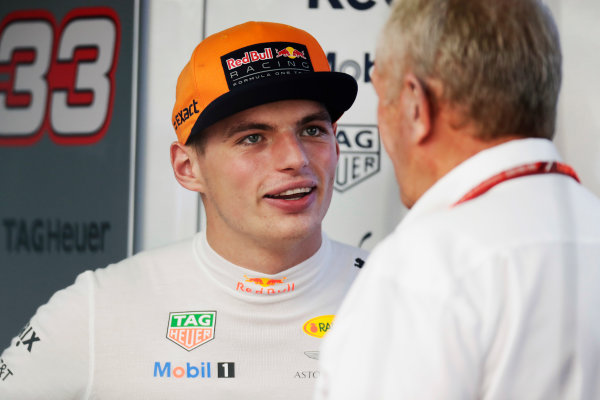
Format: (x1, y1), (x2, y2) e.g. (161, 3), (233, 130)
(241, 134), (261, 144)
(303, 127), (323, 137)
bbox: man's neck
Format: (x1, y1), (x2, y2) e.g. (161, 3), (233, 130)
(205, 228), (323, 275)
(408, 119), (525, 208)
(435, 131), (525, 179)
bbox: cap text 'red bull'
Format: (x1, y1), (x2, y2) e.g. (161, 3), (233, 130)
(226, 48), (273, 70)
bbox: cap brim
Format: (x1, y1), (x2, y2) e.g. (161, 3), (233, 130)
(187, 72), (358, 143)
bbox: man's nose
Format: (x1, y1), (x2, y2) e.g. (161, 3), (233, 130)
(272, 133), (309, 171)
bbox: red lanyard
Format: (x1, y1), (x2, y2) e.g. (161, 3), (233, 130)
(453, 161), (580, 207)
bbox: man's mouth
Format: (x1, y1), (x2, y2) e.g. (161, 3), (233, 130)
(265, 186), (315, 200)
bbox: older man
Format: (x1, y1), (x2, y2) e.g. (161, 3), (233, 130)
(318, 1), (600, 399)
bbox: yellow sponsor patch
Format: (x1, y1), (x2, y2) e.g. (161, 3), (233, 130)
(302, 315), (334, 338)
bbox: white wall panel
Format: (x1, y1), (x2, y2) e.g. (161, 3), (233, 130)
(551, 0), (600, 197)
(135, 0), (203, 252)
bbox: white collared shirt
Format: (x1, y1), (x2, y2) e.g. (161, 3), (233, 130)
(317, 138), (600, 400)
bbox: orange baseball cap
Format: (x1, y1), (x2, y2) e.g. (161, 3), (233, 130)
(172, 21), (358, 144)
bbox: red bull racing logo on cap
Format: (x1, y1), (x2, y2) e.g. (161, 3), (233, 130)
(236, 275), (296, 295)
(221, 42), (313, 89)
(166, 311), (216, 351)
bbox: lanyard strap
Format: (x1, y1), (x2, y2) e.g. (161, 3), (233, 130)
(453, 161), (580, 207)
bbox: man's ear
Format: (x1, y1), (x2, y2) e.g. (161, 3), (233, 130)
(403, 73), (432, 145)
(170, 141), (205, 192)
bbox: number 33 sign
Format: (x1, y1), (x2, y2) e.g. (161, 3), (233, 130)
(0, 7), (121, 146)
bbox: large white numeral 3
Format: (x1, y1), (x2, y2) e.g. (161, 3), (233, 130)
(52, 17), (116, 136)
(0, 19), (52, 136)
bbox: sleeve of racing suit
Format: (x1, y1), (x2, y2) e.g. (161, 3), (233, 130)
(0, 270), (93, 399)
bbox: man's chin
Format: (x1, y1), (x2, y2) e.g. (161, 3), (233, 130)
(262, 218), (322, 245)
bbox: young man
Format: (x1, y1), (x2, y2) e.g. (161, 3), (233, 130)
(318, 0), (600, 399)
(0, 21), (366, 399)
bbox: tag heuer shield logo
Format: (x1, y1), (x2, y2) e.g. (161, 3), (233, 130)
(166, 311), (216, 351)
(335, 125), (380, 192)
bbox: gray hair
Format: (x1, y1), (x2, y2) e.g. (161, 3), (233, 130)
(376, 0), (562, 140)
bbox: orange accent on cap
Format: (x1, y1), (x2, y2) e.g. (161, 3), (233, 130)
(171, 21), (353, 144)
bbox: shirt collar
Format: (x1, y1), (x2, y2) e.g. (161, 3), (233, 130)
(402, 138), (562, 227)
(192, 230), (330, 302)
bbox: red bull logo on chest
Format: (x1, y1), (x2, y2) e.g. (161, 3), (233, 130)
(244, 275), (287, 287)
(235, 275), (296, 295)
(166, 311), (216, 351)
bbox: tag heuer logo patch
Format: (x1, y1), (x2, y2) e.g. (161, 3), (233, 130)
(335, 124), (380, 192)
(166, 311), (216, 351)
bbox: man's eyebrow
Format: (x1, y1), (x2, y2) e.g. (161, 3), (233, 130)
(297, 110), (332, 127)
(224, 122), (273, 139)
(222, 110), (332, 139)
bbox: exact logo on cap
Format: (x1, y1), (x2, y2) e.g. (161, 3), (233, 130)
(172, 99), (199, 132)
(166, 311), (216, 351)
(220, 41), (313, 90)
